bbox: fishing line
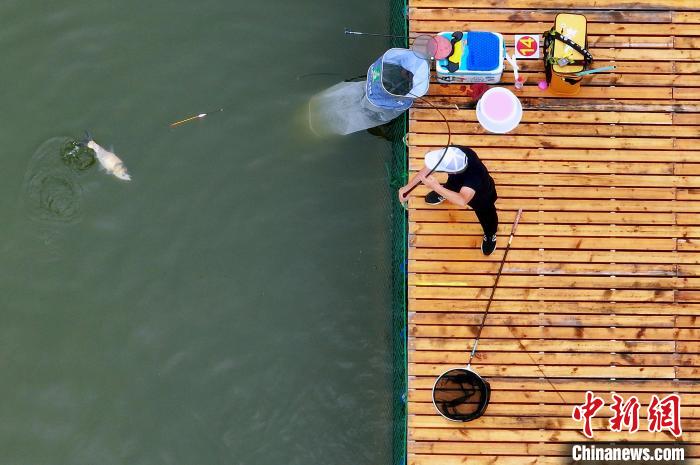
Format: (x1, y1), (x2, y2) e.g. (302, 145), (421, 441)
(344, 27), (407, 39)
(399, 93), (452, 206)
(296, 72), (343, 81)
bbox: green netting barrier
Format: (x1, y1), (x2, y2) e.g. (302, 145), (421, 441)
(388, 1), (408, 464)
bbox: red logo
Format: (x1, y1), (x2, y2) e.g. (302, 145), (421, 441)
(609, 394), (641, 433)
(516, 35), (539, 57)
(572, 391), (605, 439)
(648, 394), (683, 437)
(572, 391), (683, 438)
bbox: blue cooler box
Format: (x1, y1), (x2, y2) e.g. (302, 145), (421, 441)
(436, 31), (505, 84)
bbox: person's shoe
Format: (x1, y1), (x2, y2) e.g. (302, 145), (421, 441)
(481, 234), (497, 256)
(425, 191), (445, 205)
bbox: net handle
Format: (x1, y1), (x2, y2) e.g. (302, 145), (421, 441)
(464, 208), (569, 404)
(467, 208), (522, 367)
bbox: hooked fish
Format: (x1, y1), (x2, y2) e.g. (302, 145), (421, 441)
(84, 137), (131, 181)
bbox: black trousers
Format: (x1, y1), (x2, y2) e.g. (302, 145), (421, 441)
(471, 202), (499, 237)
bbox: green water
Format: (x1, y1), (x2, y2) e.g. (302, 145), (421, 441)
(1, 1), (398, 464)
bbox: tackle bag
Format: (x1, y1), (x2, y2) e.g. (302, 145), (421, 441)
(543, 13), (593, 96)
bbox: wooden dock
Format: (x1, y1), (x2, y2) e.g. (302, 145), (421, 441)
(406, 1), (700, 463)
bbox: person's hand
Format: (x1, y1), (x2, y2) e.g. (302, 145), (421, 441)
(398, 186), (410, 203)
(419, 173), (441, 190)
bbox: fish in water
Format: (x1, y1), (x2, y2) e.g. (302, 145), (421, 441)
(85, 138), (131, 181)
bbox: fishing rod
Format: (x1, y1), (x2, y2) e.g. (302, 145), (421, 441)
(467, 208), (568, 403)
(344, 27), (407, 39)
(173, 27), (411, 127)
(467, 209), (523, 367)
(575, 65), (617, 76)
(433, 209), (568, 422)
(399, 94), (452, 208)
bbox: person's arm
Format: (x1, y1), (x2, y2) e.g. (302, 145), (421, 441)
(421, 174), (475, 208)
(398, 166), (431, 202)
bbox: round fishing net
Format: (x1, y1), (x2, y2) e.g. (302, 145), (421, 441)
(308, 49), (430, 136)
(432, 368), (490, 422)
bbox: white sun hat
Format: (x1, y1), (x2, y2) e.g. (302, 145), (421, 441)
(424, 147), (468, 173)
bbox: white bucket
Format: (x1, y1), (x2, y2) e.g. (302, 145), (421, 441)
(476, 87), (523, 134)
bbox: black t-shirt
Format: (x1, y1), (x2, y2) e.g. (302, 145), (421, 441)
(444, 146), (497, 209)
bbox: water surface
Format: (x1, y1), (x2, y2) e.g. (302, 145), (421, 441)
(1, 1), (397, 463)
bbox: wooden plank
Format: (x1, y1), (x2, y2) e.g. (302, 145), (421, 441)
(409, 8), (674, 23)
(408, 414), (700, 428)
(408, 147), (697, 163)
(408, 248), (697, 264)
(408, 427), (694, 441)
(409, 273), (693, 289)
(411, 121), (700, 138)
(409, 312), (681, 327)
(408, 160), (677, 175)
(405, 172), (700, 189)
(408, 456), (700, 465)
(410, 108), (674, 124)
(409, 223), (700, 238)
(409, 235), (677, 251)
(409, 338), (677, 353)
(409, 324), (679, 340)
(409, 300), (700, 315)
(418, 97), (700, 112)
(410, 295), (700, 310)
(510, 59), (675, 74)
(409, 440), (700, 454)
(408, 456), (572, 465)
(677, 62), (700, 74)
(409, 134), (681, 150)
(675, 11), (700, 23)
(409, 134), (684, 151)
(409, 209), (677, 224)
(410, 402), (700, 417)
(410, 120), (700, 138)
(428, 83), (676, 99)
(410, 21), (700, 37)
(410, 351), (680, 366)
(409, 363), (676, 378)
(407, 184), (675, 199)
(675, 113), (700, 125)
(675, 87), (700, 100)
(408, 389), (699, 404)
(409, 0), (700, 8)
(675, 36), (700, 48)
(408, 198), (700, 213)
(409, 376), (700, 392)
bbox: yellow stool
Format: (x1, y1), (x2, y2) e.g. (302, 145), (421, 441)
(544, 13), (591, 96)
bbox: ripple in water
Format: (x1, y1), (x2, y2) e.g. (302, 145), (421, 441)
(22, 137), (95, 224)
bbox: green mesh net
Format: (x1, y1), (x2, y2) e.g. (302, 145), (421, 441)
(388, 1), (407, 464)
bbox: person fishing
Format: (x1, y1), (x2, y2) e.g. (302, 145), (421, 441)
(398, 146), (499, 255)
